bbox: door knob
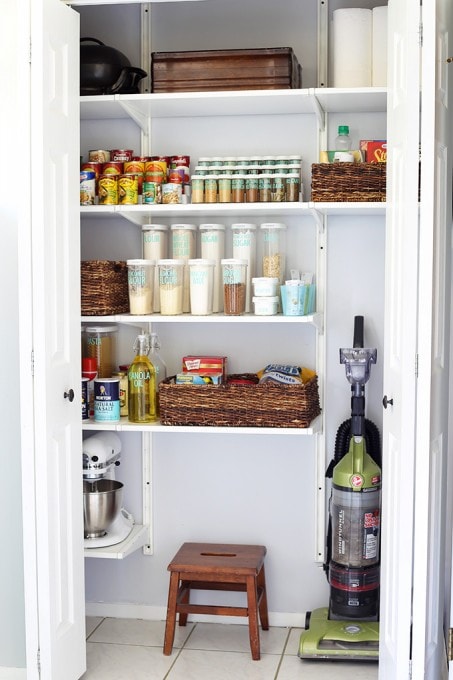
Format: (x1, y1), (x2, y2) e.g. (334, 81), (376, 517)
(64, 389), (75, 402)
(382, 395), (393, 409)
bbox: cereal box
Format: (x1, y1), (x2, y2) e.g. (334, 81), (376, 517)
(360, 140), (387, 163)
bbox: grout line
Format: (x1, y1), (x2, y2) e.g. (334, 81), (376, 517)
(274, 627), (293, 679)
(85, 617), (106, 641)
(163, 622), (198, 679)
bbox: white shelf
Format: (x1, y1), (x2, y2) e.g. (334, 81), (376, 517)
(84, 524), (149, 559)
(80, 88), (386, 122)
(81, 311), (322, 328)
(81, 414), (322, 435)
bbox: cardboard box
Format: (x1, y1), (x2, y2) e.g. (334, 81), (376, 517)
(176, 372), (224, 385)
(360, 140), (387, 163)
(182, 356), (228, 376)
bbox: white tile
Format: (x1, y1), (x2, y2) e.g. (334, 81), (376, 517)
(184, 622), (289, 655)
(277, 654), (379, 679)
(82, 642), (175, 679)
(168, 649), (280, 680)
(85, 617), (104, 639)
(284, 627), (304, 655)
(88, 617), (194, 648)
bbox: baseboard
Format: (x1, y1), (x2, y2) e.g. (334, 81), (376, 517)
(0, 668), (26, 679)
(85, 601), (306, 628)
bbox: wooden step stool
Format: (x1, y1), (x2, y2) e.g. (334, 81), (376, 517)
(163, 542), (269, 660)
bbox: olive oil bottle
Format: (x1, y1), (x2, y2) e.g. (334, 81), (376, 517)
(128, 334), (157, 423)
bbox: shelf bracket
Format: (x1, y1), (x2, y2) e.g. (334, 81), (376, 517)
(117, 99), (150, 136)
(308, 89), (326, 131)
(309, 206), (325, 233)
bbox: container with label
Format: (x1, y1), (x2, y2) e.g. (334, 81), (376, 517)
(128, 334), (157, 424)
(260, 223), (287, 283)
(142, 224), (169, 312)
(171, 224), (197, 312)
(98, 174), (118, 205)
(158, 259), (185, 315)
(188, 259), (215, 315)
(80, 171), (95, 205)
(252, 295), (279, 316)
(89, 149), (110, 163)
(221, 258), (248, 315)
(199, 223), (225, 313)
(191, 176), (205, 203)
(127, 259), (155, 314)
(231, 175), (246, 203)
(82, 356), (97, 417)
(94, 378), (120, 423)
(111, 149), (133, 162)
(118, 174), (139, 205)
(112, 370), (128, 417)
(232, 223), (257, 313)
(85, 325), (118, 378)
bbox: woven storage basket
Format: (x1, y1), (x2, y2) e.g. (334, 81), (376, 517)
(81, 260), (129, 315)
(311, 162), (386, 202)
(159, 373), (321, 428)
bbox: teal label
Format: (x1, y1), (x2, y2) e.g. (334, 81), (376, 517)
(128, 269), (146, 286)
(94, 400), (120, 421)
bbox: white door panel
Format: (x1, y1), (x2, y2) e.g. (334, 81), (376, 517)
(30, 0), (85, 678)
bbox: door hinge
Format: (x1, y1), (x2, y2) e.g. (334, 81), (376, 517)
(448, 627), (453, 661)
(415, 353), (419, 378)
(37, 648), (41, 676)
(419, 21), (423, 48)
(31, 350), (34, 377)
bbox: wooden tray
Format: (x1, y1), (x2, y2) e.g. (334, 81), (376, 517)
(151, 47), (302, 92)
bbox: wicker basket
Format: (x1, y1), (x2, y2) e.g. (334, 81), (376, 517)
(81, 260), (129, 315)
(311, 162), (386, 202)
(159, 373), (321, 428)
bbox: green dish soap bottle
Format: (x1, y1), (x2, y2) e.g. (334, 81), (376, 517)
(128, 333), (157, 423)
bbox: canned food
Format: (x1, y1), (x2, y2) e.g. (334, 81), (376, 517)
(80, 171), (96, 205)
(101, 161), (123, 175)
(144, 160), (167, 181)
(143, 180), (162, 204)
(124, 160), (145, 175)
(162, 182), (182, 204)
(81, 162), (102, 195)
(118, 173), (139, 205)
(110, 149), (133, 162)
(94, 378), (120, 422)
(89, 149), (110, 163)
(98, 174), (118, 205)
(170, 155), (191, 183)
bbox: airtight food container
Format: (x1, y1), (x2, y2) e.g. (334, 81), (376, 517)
(252, 277), (279, 297)
(252, 296), (279, 316)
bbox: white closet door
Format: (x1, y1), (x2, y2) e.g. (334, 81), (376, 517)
(379, 0), (421, 677)
(30, 0), (85, 678)
(412, 0), (453, 678)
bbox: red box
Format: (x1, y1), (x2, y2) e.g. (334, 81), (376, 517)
(182, 355), (228, 376)
(360, 140), (387, 163)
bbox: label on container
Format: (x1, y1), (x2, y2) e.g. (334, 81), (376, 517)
(94, 378), (120, 422)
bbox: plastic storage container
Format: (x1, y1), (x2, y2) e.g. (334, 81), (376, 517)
(221, 259), (248, 315)
(199, 223), (225, 312)
(171, 223), (197, 312)
(232, 223), (257, 313)
(84, 325), (118, 378)
(142, 224), (169, 312)
(260, 222), (287, 283)
(252, 296), (279, 316)
(252, 276), (279, 297)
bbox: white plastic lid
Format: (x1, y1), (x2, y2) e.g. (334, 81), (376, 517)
(85, 325), (118, 333)
(157, 259), (185, 266)
(126, 259), (156, 265)
(142, 224), (168, 231)
(221, 258), (248, 265)
(260, 223), (287, 230)
(170, 223), (197, 230)
(252, 277), (279, 284)
(199, 223), (226, 230)
(231, 223), (257, 230)
(188, 259), (216, 266)
(253, 296), (279, 302)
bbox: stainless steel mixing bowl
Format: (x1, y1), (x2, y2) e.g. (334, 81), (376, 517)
(83, 479), (123, 538)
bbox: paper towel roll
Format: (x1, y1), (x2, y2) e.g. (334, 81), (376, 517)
(332, 8), (372, 88)
(372, 6), (388, 86)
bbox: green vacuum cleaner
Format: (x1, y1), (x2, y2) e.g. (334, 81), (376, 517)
(299, 316), (381, 660)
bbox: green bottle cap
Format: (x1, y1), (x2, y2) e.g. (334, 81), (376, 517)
(338, 125), (350, 135)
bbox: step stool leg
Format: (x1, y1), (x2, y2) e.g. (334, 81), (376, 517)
(163, 571), (180, 655)
(246, 574), (260, 660)
(178, 580), (190, 627)
(257, 565), (269, 630)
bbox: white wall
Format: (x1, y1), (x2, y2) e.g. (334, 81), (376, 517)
(0, 0), (27, 671)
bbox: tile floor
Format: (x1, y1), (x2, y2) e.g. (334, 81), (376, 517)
(83, 617), (379, 679)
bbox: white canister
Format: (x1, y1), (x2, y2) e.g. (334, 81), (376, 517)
(252, 295), (279, 316)
(199, 223), (226, 313)
(232, 223), (257, 313)
(171, 224), (197, 312)
(188, 259), (215, 315)
(157, 259), (185, 315)
(142, 224), (169, 312)
(126, 259), (155, 315)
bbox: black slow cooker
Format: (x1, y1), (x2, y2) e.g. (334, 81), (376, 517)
(80, 38), (147, 95)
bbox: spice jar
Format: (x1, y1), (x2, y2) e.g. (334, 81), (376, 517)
(218, 175), (232, 203)
(260, 223), (287, 284)
(191, 175), (205, 203)
(286, 172), (301, 202)
(221, 258), (248, 315)
(142, 224), (169, 312)
(199, 223), (226, 312)
(204, 175), (218, 203)
(232, 223), (257, 313)
(258, 174), (273, 202)
(245, 174), (259, 203)
(231, 174), (246, 203)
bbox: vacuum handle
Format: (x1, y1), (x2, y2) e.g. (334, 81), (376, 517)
(353, 315), (364, 348)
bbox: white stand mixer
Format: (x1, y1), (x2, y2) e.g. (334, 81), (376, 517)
(83, 431), (134, 548)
